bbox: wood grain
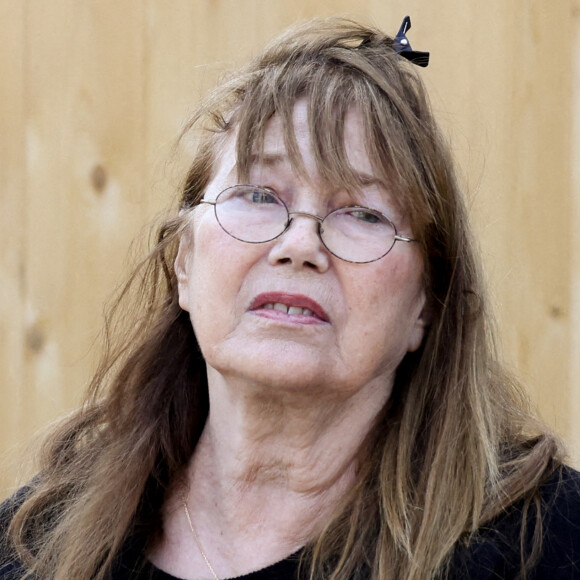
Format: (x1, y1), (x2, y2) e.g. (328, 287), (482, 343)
(1, 0), (579, 495)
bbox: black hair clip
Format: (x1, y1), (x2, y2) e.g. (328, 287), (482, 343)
(393, 16), (430, 67)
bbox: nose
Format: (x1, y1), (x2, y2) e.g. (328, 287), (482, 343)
(267, 211), (330, 272)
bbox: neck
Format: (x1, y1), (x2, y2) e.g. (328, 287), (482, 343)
(189, 365), (388, 527)
(155, 368), (389, 579)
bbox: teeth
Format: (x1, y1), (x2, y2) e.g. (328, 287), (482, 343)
(262, 303), (315, 317)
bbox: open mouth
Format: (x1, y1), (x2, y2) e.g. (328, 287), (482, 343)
(261, 303), (314, 317)
(249, 293), (329, 322)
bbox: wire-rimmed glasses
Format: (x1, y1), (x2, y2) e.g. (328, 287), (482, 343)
(200, 185), (415, 264)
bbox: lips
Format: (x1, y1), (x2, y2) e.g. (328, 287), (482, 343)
(249, 292), (329, 322)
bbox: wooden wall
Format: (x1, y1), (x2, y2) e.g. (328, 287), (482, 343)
(1, 0), (579, 495)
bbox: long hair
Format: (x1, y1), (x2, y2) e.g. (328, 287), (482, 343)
(8, 17), (563, 580)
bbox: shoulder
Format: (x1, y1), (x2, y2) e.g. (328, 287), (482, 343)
(449, 465), (580, 580)
(0, 487), (31, 579)
(533, 465), (580, 576)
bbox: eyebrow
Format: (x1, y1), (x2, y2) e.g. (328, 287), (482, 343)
(246, 152), (287, 168)
(246, 152), (383, 188)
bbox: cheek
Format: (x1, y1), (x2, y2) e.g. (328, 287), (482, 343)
(343, 260), (425, 354)
(188, 239), (235, 327)
(185, 222), (260, 342)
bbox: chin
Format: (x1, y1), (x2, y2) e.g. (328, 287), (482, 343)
(211, 355), (382, 410)
(221, 356), (327, 388)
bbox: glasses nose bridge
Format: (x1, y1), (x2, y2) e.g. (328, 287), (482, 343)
(286, 209), (324, 227)
(284, 210), (325, 241)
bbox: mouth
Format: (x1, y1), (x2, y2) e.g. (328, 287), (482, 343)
(249, 292), (329, 323)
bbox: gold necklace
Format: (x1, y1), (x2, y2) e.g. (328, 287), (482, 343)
(181, 494), (220, 580)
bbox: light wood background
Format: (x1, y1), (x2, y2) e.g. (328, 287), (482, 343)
(2, 0), (580, 496)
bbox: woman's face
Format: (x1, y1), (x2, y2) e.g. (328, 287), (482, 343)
(176, 100), (428, 404)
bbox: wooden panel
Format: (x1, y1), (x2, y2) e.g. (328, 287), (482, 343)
(21, 0), (144, 407)
(569, 1), (580, 462)
(0, 0), (27, 495)
(1, 0), (147, 494)
(1, 0), (579, 496)
(497, 1), (572, 433)
(432, 0), (574, 437)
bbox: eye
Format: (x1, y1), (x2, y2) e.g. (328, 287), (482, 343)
(346, 208), (382, 224)
(246, 188), (279, 205)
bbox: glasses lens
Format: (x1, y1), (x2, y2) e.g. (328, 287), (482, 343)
(214, 186), (288, 243)
(321, 207), (396, 263)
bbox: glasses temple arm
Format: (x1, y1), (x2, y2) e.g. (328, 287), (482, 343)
(394, 234), (416, 243)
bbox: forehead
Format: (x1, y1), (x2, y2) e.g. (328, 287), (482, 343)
(258, 99), (375, 179)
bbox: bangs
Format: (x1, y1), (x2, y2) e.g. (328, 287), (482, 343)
(228, 56), (434, 236)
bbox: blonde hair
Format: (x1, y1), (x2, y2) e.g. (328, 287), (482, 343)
(8, 17), (562, 580)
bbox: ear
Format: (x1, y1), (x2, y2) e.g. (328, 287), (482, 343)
(406, 294), (430, 353)
(174, 231), (193, 312)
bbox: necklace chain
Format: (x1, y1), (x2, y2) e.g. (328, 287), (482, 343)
(181, 494), (220, 580)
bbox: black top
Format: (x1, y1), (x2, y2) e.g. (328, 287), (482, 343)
(124, 553), (302, 580)
(2, 467), (580, 579)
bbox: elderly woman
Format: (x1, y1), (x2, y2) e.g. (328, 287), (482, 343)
(1, 16), (579, 580)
